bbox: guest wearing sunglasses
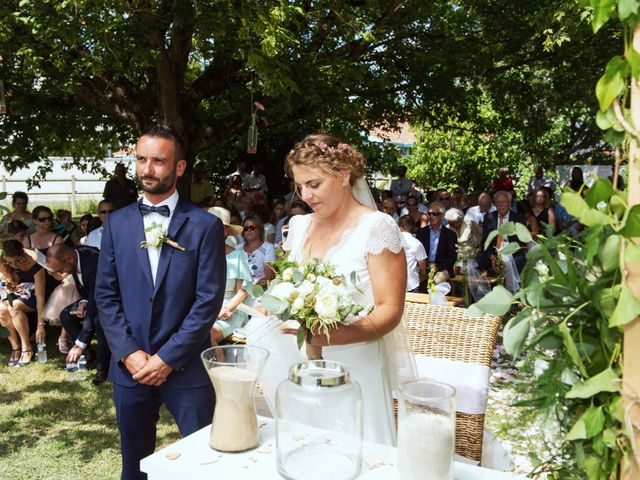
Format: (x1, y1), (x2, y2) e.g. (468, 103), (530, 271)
(0, 240), (48, 366)
(237, 214), (276, 287)
(23, 205), (64, 255)
(416, 202), (458, 283)
(85, 199), (116, 249)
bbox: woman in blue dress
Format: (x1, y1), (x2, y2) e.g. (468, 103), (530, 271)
(208, 207), (254, 343)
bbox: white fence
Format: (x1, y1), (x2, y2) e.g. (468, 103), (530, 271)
(0, 156), (136, 216)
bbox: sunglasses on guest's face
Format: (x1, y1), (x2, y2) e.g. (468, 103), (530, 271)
(438, 196), (451, 201)
(243, 225), (258, 232)
(99, 209), (114, 214)
(37, 216), (52, 222)
(428, 211), (443, 216)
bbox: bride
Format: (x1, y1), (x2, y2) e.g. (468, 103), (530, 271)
(250, 133), (412, 446)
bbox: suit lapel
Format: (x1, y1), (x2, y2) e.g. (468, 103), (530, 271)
(153, 199), (189, 294)
(130, 209), (154, 289)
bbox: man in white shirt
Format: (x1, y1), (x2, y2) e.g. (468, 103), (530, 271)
(243, 162), (268, 204)
(85, 199), (116, 249)
(464, 192), (496, 226)
(398, 215), (427, 292)
(527, 166), (556, 195)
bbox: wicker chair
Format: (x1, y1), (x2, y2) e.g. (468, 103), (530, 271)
(400, 296), (501, 462)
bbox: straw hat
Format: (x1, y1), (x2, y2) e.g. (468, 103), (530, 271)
(207, 207), (243, 235)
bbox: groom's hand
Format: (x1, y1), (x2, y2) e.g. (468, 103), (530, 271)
(132, 353), (173, 386)
(123, 350), (149, 376)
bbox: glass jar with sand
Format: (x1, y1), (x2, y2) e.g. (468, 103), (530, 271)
(397, 379), (456, 480)
(200, 345), (269, 452)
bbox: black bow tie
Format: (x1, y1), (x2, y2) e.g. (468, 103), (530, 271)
(139, 204), (170, 217)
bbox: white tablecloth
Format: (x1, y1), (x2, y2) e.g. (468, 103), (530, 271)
(141, 417), (527, 480)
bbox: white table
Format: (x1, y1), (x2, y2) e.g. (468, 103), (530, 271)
(141, 417), (527, 480)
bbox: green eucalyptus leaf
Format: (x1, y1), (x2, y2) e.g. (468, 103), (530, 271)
(465, 304), (483, 318)
(292, 271), (304, 283)
(566, 405), (605, 440)
(595, 57), (627, 109)
(484, 230), (499, 250)
(296, 327), (305, 350)
(562, 190), (612, 226)
(585, 179), (614, 208)
(499, 221), (517, 236)
(250, 284), (264, 298)
(620, 0), (640, 21)
(515, 222), (533, 243)
(603, 128), (626, 145)
(610, 193), (628, 218)
(469, 285), (513, 316)
(620, 205), (640, 237)
(559, 320), (588, 376)
(599, 235), (621, 272)
(503, 313), (530, 356)
(566, 367), (620, 398)
(591, 0), (616, 33)
(261, 294), (288, 315)
(596, 109), (613, 130)
(597, 285), (621, 317)
(609, 284), (640, 327)
(501, 242), (521, 256)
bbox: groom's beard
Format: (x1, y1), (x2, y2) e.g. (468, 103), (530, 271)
(139, 171), (177, 194)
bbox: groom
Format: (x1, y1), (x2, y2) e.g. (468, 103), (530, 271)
(95, 124), (226, 480)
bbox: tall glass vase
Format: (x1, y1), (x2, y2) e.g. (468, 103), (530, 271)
(200, 345), (269, 452)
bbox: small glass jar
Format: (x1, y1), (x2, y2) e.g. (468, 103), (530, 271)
(276, 361), (362, 480)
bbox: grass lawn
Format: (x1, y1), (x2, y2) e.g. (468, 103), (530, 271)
(0, 340), (181, 480)
(0, 334), (541, 479)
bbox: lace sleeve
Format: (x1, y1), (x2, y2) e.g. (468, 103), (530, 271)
(365, 213), (404, 256)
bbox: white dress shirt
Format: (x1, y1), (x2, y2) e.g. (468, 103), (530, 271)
(141, 190), (179, 285)
(85, 226), (104, 249)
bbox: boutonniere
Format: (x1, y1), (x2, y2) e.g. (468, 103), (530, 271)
(140, 222), (186, 251)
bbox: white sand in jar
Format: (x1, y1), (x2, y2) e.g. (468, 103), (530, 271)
(397, 412), (454, 480)
(208, 366), (259, 452)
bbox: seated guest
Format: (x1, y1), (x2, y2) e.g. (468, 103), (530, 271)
(1, 192), (32, 228)
(435, 189), (453, 211)
(517, 200), (540, 239)
(398, 215), (427, 293)
(56, 209), (83, 245)
(274, 201), (309, 245)
(416, 202), (458, 281)
(190, 163), (215, 208)
(6, 220), (29, 244)
(528, 165), (556, 195)
(46, 243), (111, 386)
(237, 215), (276, 287)
(531, 188), (556, 232)
(451, 186), (468, 212)
(464, 192), (496, 225)
(492, 167), (515, 194)
(380, 197), (399, 220)
(84, 200), (116, 249)
(207, 207), (253, 343)
(0, 240), (49, 366)
(477, 191), (528, 275)
(24, 206), (64, 255)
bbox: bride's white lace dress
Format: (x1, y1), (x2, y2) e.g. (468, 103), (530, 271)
(282, 210), (404, 445)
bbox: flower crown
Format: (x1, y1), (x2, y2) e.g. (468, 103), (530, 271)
(289, 142), (352, 156)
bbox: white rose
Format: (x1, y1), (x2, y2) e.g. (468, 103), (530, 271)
(291, 296), (305, 314)
(306, 273), (317, 283)
(296, 280), (314, 297)
(148, 230), (165, 247)
(282, 267), (295, 282)
(314, 291), (339, 318)
(270, 282), (295, 300)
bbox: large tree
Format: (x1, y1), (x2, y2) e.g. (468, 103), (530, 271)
(0, 0), (622, 189)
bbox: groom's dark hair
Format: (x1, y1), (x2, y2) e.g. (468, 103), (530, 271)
(141, 124), (186, 161)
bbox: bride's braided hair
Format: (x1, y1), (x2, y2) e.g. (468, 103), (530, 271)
(285, 133), (366, 186)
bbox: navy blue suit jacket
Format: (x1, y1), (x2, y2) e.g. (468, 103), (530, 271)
(95, 197), (226, 389)
(74, 245), (100, 345)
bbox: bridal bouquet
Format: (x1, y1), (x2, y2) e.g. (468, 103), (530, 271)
(254, 257), (372, 359)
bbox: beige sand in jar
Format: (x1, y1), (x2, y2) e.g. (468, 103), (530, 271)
(207, 366), (259, 452)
